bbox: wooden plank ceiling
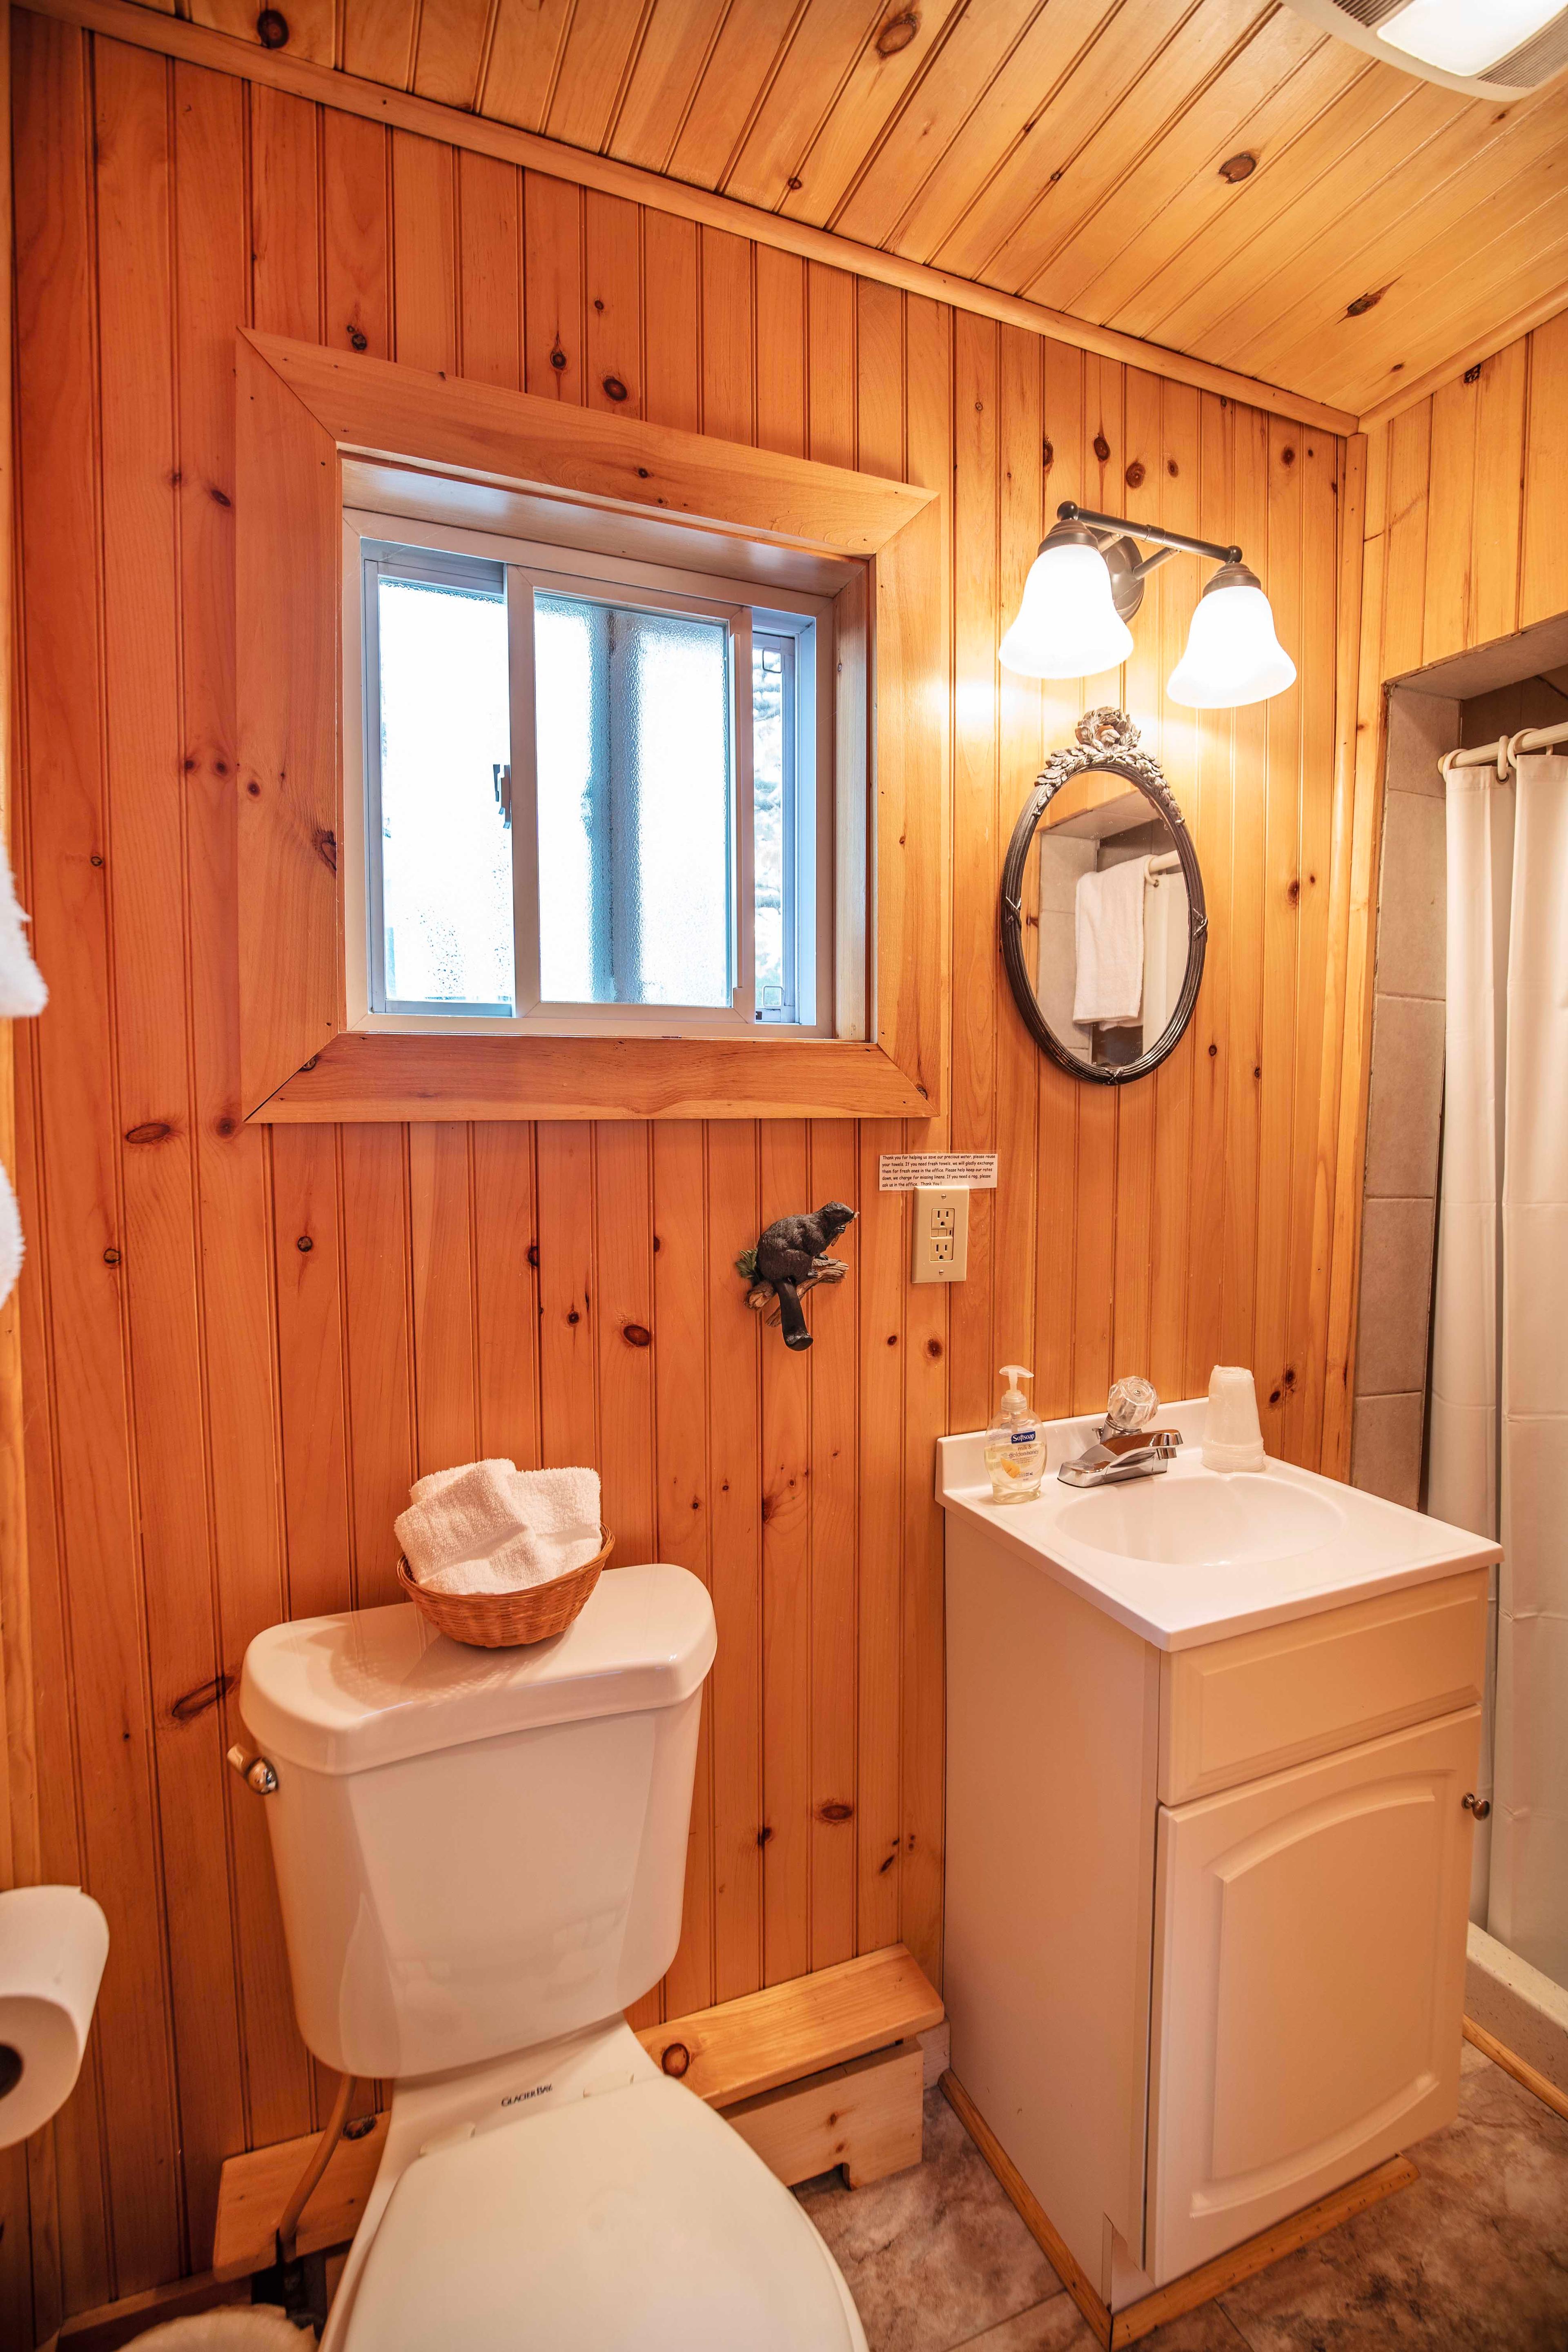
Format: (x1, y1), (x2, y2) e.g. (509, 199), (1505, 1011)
(130, 0), (1568, 420)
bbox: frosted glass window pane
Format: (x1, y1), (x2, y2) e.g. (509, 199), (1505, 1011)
(535, 593), (733, 1007)
(376, 574), (512, 1008)
(753, 640), (787, 1016)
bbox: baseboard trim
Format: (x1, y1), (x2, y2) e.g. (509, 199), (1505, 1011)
(941, 2070), (1418, 2350)
(940, 2071), (1109, 2344)
(1463, 2014), (1568, 2125)
(50, 2270), (249, 2351)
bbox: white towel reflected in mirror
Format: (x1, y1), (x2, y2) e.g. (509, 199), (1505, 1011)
(1073, 856), (1148, 1028)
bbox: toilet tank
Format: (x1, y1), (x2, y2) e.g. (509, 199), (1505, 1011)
(240, 1564), (715, 2080)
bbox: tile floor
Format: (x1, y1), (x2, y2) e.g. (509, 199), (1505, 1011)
(795, 2045), (1568, 2351)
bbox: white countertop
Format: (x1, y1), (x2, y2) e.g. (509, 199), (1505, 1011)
(936, 1400), (1500, 1651)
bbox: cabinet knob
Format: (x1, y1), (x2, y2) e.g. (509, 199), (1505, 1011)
(1462, 1791), (1491, 1820)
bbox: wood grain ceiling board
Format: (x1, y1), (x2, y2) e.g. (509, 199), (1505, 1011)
(478, 0), (573, 133)
(828, 0), (1046, 249)
(1144, 74), (1471, 353)
(663, 0), (811, 189)
(1059, 34), (1370, 327)
(1248, 113), (1568, 389)
(341, 0), (419, 87)
(609, 0), (730, 171)
(1028, 2), (1331, 317)
(411, 0), (492, 108)
(941, 0), (1274, 288)
(1199, 78), (1568, 376)
(55, 0), (1568, 418)
(870, 0), (1131, 265)
(1100, 57), (1424, 342)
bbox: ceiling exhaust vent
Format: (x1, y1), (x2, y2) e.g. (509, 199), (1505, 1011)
(1283, 0), (1568, 96)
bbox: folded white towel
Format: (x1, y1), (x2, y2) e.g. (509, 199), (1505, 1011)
(511, 1466), (602, 1577)
(513, 1466), (599, 1540)
(1074, 857), (1148, 1027)
(395, 1461), (528, 1581)
(395, 1461), (604, 1599)
(409, 1458), (517, 1508)
(415, 1529), (549, 1596)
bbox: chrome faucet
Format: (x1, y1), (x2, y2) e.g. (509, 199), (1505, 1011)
(1058, 1377), (1183, 1489)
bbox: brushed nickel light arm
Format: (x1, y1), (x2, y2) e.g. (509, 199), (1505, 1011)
(1051, 500), (1246, 621)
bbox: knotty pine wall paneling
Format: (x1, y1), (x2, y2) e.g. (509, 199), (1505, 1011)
(9, 13), (1344, 2330)
(0, 2), (50, 2340)
(1322, 308), (1568, 1477)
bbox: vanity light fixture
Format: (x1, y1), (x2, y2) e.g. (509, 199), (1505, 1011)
(998, 500), (1296, 710)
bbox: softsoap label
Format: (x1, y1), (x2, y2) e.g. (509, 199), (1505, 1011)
(878, 1152), (998, 1191)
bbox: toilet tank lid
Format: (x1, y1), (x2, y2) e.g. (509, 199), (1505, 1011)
(240, 1564), (716, 1775)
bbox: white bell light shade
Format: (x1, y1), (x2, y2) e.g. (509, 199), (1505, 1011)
(1167, 564), (1296, 709)
(998, 533), (1134, 679)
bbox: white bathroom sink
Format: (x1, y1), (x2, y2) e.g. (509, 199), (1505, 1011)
(1056, 1472), (1342, 1567)
(935, 1401), (1499, 1648)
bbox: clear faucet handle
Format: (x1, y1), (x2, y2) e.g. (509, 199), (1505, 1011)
(1105, 1375), (1158, 1433)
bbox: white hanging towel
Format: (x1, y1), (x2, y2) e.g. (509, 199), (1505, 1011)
(0, 1165), (21, 1314)
(0, 853), (46, 1019)
(0, 846), (45, 1312)
(1073, 856), (1147, 1027)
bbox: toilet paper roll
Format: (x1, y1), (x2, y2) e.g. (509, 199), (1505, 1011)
(0, 1886), (109, 2147)
(1203, 1364), (1266, 1474)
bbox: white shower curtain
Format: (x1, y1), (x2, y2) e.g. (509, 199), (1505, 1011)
(1429, 753), (1568, 1989)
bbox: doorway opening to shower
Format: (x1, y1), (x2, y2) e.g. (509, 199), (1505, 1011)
(1351, 610), (1568, 2085)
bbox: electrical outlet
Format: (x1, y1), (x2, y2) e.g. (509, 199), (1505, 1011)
(912, 1185), (969, 1284)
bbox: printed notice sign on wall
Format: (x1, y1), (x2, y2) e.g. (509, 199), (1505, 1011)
(878, 1153), (999, 1192)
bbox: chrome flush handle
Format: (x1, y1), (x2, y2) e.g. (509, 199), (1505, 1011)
(227, 1744), (279, 1796)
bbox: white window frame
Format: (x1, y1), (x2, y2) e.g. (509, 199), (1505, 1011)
(343, 508), (837, 1041)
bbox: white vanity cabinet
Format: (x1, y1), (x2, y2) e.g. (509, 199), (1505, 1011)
(1147, 1703), (1477, 2280)
(940, 1444), (1494, 2311)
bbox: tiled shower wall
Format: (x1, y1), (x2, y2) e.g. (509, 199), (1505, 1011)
(1351, 690), (1454, 1507)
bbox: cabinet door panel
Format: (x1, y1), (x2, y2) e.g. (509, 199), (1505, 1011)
(1147, 1708), (1479, 2285)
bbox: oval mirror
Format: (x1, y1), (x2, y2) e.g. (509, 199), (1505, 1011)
(1000, 707), (1206, 1085)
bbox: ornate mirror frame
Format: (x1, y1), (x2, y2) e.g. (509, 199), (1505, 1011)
(999, 707), (1207, 1087)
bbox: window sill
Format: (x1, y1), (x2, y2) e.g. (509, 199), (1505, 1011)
(253, 1030), (933, 1123)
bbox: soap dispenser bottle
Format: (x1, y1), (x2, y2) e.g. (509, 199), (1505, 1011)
(984, 1365), (1045, 1501)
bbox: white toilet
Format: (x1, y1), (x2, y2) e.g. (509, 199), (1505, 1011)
(240, 1563), (868, 2350)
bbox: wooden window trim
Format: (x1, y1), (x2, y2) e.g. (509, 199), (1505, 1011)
(236, 329), (949, 1123)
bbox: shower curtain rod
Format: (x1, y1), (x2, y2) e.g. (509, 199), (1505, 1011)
(1440, 719), (1568, 779)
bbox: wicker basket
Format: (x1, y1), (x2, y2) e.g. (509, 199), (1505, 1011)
(396, 1528), (613, 1648)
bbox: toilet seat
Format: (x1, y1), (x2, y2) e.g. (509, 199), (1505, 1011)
(342, 2072), (866, 2350)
